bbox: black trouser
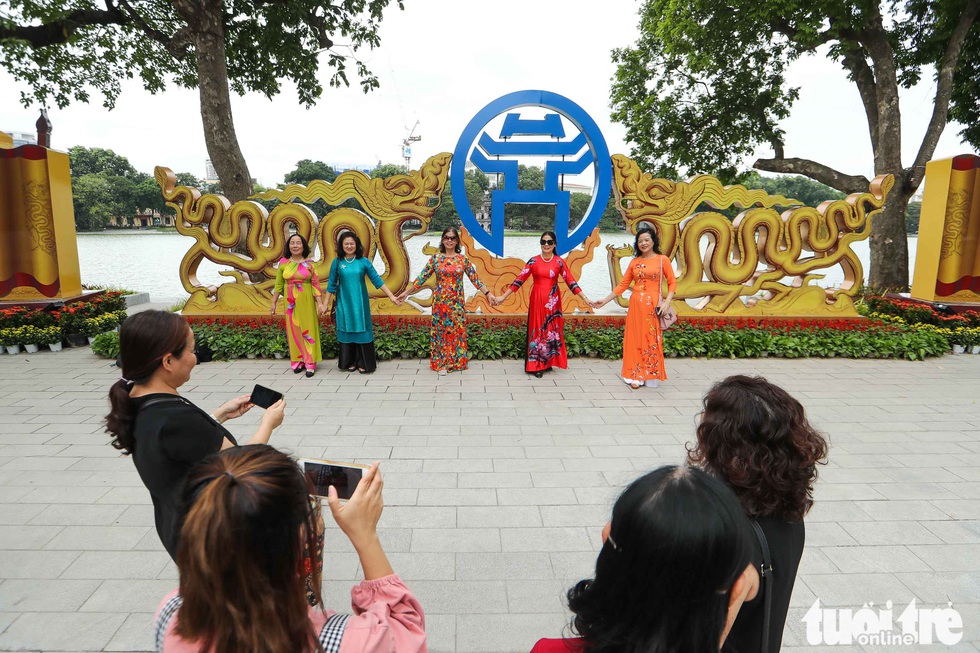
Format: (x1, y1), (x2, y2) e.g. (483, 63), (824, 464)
(338, 340), (377, 373)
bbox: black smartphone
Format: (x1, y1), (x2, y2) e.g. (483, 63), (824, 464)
(249, 384), (283, 409)
(299, 459), (368, 500)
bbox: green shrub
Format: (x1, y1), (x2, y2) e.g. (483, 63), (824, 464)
(90, 314), (955, 362)
(92, 331), (120, 358)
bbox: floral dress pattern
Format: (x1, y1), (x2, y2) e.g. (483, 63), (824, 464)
(510, 255), (582, 373)
(274, 258), (322, 371)
(412, 254), (486, 372)
(612, 255), (678, 383)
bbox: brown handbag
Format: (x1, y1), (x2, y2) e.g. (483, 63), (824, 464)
(658, 257), (677, 330)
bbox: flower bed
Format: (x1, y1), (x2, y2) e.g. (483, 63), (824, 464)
(87, 312), (950, 362)
(859, 295), (980, 351)
(0, 291), (128, 348)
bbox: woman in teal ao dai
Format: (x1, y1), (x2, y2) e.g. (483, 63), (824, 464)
(271, 234), (324, 378)
(322, 231), (401, 374)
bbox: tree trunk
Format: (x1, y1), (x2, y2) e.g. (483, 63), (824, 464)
(868, 190), (913, 292)
(191, 0), (253, 203)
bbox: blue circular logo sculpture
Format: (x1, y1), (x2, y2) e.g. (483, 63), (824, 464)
(450, 90), (612, 256)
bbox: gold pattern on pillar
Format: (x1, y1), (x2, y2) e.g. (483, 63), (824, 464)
(0, 132), (82, 300)
(911, 155), (980, 304)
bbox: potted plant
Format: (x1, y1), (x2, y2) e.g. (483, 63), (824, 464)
(272, 333), (287, 359)
(951, 327), (967, 354)
(20, 325), (44, 353)
(0, 327), (23, 354)
(43, 325), (64, 352)
(58, 307), (88, 347)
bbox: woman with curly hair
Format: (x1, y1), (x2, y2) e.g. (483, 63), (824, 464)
(688, 375), (829, 653)
(529, 465), (760, 653)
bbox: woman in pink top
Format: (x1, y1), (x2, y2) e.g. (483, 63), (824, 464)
(153, 444), (426, 653)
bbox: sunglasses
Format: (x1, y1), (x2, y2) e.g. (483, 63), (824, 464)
(443, 236), (458, 241)
(540, 239), (555, 245)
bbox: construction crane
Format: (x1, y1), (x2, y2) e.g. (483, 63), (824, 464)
(402, 120), (421, 169)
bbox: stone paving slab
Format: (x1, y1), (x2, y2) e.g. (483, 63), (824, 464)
(0, 347), (979, 652)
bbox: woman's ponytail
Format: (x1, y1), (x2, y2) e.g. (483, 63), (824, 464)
(103, 310), (190, 455)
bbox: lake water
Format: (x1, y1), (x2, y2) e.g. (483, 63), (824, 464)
(76, 231), (918, 304)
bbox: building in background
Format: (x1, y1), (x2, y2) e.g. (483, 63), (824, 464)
(2, 131), (37, 147)
(203, 159), (219, 186)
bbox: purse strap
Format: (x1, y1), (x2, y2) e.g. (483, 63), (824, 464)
(659, 257), (664, 311)
(750, 519), (774, 653)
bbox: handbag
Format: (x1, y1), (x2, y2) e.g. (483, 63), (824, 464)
(750, 519), (774, 653)
(657, 257), (678, 330)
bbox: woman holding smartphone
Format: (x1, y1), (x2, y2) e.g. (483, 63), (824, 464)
(154, 445), (426, 653)
(592, 226), (676, 389)
(493, 231), (592, 378)
(104, 310), (286, 561)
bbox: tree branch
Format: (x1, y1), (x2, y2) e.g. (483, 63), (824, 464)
(115, 0), (187, 60)
(838, 40), (880, 157)
(0, 6), (126, 47)
(908, 0), (980, 190)
(753, 157), (871, 194)
(858, 7), (904, 173)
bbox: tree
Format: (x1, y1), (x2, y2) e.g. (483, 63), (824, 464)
(742, 173), (846, 207)
(134, 176), (172, 216)
(499, 165), (552, 231)
(68, 146), (138, 179)
(1, 0), (405, 202)
(72, 173), (127, 230)
(430, 190), (461, 233)
(610, 0), (980, 290)
(284, 160), (338, 186)
(429, 169), (489, 233)
(369, 163), (409, 179)
(174, 172), (204, 190)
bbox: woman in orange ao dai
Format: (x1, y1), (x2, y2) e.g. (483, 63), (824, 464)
(593, 226), (677, 389)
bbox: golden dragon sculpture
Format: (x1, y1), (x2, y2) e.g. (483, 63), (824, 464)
(607, 155), (893, 315)
(157, 153), (451, 314)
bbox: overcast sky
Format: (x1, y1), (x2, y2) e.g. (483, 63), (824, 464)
(0, 0), (971, 189)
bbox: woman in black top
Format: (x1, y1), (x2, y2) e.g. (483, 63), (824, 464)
(105, 310), (286, 559)
(688, 375), (828, 653)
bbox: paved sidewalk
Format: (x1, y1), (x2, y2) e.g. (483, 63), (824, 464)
(1, 348), (978, 652)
